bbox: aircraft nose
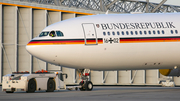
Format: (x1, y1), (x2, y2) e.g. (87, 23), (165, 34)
(26, 40), (59, 65)
(26, 40), (43, 59)
(26, 40), (35, 55)
(26, 40), (41, 57)
(26, 45), (31, 54)
(26, 40), (52, 61)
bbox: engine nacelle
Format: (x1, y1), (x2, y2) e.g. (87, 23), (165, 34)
(159, 69), (180, 76)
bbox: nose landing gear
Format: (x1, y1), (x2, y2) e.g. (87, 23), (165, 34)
(78, 69), (93, 91)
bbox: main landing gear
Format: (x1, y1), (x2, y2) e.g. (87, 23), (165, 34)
(78, 69), (93, 91)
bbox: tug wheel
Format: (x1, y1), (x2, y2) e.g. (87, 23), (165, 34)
(46, 79), (55, 92)
(27, 78), (36, 93)
(6, 91), (14, 93)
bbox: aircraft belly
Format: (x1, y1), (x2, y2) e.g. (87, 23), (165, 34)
(76, 42), (180, 70)
(26, 42), (180, 70)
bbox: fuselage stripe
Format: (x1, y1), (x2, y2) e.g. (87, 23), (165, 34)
(27, 36), (180, 45)
(27, 38), (103, 45)
(120, 37), (180, 43)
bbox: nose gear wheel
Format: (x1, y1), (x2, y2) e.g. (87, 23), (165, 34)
(77, 69), (93, 91)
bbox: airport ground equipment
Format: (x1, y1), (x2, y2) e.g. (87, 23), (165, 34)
(2, 70), (68, 93)
(158, 78), (175, 87)
(77, 69), (93, 91)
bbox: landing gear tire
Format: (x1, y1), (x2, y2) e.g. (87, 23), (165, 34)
(46, 79), (55, 92)
(27, 78), (36, 93)
(85, 81), (93, 91)
(79, 81), (86, 91)
(6, 91), (14, 93)
(79, 81), (93, 91)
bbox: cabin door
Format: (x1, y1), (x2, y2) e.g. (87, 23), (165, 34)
(82, 23), (98, 45)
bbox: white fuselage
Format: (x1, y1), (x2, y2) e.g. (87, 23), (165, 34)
(26, 13), (180, 70)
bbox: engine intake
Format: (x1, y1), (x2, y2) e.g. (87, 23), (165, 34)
(159, 69), (180, 76)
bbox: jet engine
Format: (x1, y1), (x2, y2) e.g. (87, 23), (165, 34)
(159, 68), (180, 76)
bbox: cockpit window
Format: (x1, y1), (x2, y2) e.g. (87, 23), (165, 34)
(56, 31), (64, 37)
(49, 31), (56, 37)
(39, 32), (49, 37)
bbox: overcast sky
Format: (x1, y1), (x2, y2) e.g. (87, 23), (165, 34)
(141, 0), (180, 6)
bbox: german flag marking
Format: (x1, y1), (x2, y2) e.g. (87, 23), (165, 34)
(120, 36), (180, 43)
(27, 38), (103, 45)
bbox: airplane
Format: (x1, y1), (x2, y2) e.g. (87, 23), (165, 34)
(26, 12), (180, 91)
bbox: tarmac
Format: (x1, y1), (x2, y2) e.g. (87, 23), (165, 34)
(0, 86), (180, 101)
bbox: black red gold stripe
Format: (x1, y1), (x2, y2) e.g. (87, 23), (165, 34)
(27, 38), (103, 45)
(27, 36), (180, 45)
(120, 36), (180, 43)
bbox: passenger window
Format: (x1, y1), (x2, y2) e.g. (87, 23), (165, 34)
(122, 31), (124, 35)
(148, 31), (151, 34)
(175, 30), (178, 34)
(171, 30), (173, 34)
(126, 31), (129, 35)
(39, 32), (49, 37)
(103, 32), (106, 36)
(112, 32), (115, 35)
(131, 31), (133, 35)
(56, 31), (64, 37)
(139, 31), (142, 35)
(108, 32), (110, 35)
(144, 31), (147, 35)
(49, 31), (56, 37)
(157, 30), (160, 34)
(117, 31), (120, 35)
(135, 31), (138, 35)
(162, 30), (165, 34)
